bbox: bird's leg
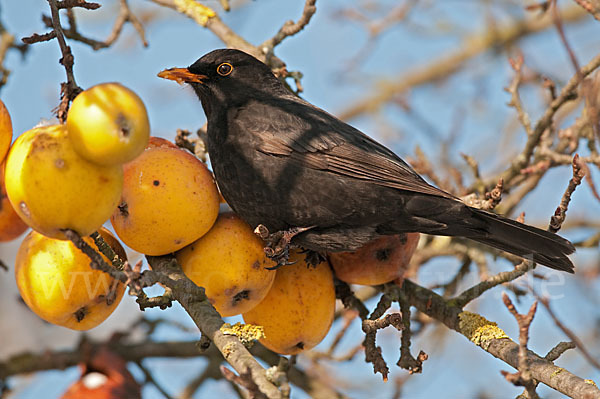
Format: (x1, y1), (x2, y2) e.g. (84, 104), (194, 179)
(254, 224), (315, 269)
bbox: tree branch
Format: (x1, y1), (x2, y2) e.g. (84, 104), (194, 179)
(338, 5), (589, 121)
(390, 279), (600, 399)
(260, 0), (317, 53)
(146, 255), (284, 399)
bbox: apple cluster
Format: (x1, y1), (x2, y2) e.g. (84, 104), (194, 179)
(1, 83), (419, 354)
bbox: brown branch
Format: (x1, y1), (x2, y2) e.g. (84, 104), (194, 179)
(0, 341), (201, 379)
(451, 260), (534, 309)
(572, 0), (600, 20)
(136, 360), (175, 399)
(506, 53), (534, 137)
(369, 293), (392, 320)
(49, 0), (82, 121)
(545, 342), (576, 362)
(180, 356), (222, 399)
(494, 51), (600, 190)
(334, 2), (416, 72)
(0, 23), (23, 89)
(334, 278), (370, 320)
(251, 345), (347, 399)
(394, 286), (427, 374)
(551, 0), (581, 75)
(481, 179), (504, 211)
(147, 0), (258, 57)
(105, 0), (148, 48)
(56, 0), (100, 10)
(548, 154), (585, 233)
(260, 0), (317, 52)
(396, 279), (600, 399)
(501, 294), (539, 398)
(44, 0), (148, 50)
(221, 366), (267, 399)
(21, 30), (57, 44)
(361, 313), (404, 381)
(338, 5), (589, 121)
(64, 229), (127, 282)
(319, 310), (359, 359)
(146, 255), (283, 399)
(536, 294), (600, 370)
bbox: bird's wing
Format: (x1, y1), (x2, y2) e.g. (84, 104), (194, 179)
(238, 98), (457, 200)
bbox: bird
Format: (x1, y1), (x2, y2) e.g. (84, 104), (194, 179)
(158, 48), (575, 273)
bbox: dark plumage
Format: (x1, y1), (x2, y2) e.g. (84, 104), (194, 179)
(159, 48), (575, 272)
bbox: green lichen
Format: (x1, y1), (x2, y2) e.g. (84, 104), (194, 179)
(585, 379), (597, 387)
(458, 311), (510, 348)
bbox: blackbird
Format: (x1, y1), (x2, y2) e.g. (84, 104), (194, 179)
(159, 48), (575, 272)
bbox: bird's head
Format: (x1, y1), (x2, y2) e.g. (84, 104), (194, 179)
(158, 49), (285, 115)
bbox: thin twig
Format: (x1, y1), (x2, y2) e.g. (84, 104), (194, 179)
(56, 0), (100, 9)
(535, 294), (600, 370)
(334, 278), (370, 320)
(501, 294), (539, 398)
(45, 0), (148, 50)
(393, 285), (427, 374)
(452, 260), (534, 308)
(338, 5), (590, 121)
(545, 342), (576, 362)
(135, 360), (176, 399)
(398, 279), (600, 399)
(548, 154), (585, 233)
(260, 0), (317, 53)
(506, 53), (534, 136)
(46, 0), (82, 121)
(362, 313), (403, 381)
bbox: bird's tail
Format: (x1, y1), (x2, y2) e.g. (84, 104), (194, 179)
(467, 209), (575, 273)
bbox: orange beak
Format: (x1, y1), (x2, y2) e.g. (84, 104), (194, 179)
(157, 68), (207, 85)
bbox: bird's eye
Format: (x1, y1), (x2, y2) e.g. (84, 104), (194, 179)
(217, 63), (233, 76)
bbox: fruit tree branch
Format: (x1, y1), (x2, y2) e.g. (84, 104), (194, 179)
(501, 294), (539, 398)
(145, 255), (284, 399)
(260, 0), (317, 53)
(387, 279), (600, 399)
(47, 0), (82, 121)
(572, 0), (600, 20)
(44, 0), (148, 50)
(548, 154), (585, 233)
(337, 5), (589, 121)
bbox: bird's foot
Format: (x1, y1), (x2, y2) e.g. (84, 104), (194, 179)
(254, 224), (315, 270)
(298, 248), (326, 268)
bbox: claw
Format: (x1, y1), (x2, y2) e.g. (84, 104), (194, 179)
(264, 247), (298, 270)
(256, 224), (316, 269)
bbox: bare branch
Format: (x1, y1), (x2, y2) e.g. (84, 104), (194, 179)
(572, 0), (600, 20)
(536, 294), (600, 370)
(506, 53), (533, 136)
(362, 313), (403, 381)
(146, 255), (284, 399)
(338, 5), (590, 121)
(501, 294), (539, 398)
(548, 154), (585, 232)
(45, 0), (148, 50)
(452, 260), (534, 309)
(397, 279), (600, 399)
(395, 286), (426, 374)
(545, 342), (576, 362)
(334, 278), (370, 320)
(260, 0), (317, 53)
